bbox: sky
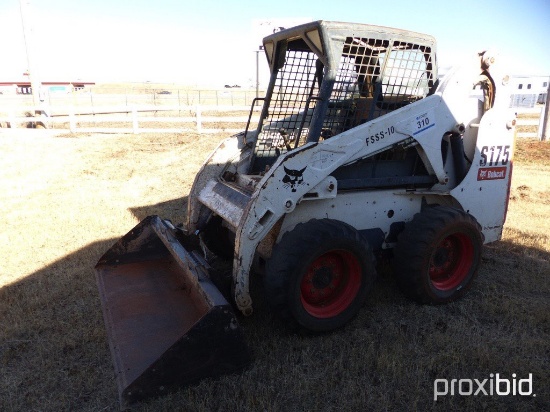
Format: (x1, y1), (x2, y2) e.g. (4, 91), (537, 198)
(0, 0), (549, 87)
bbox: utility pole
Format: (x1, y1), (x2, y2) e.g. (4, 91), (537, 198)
(541, 78), (550, 141)
(19, 0), (42, 112)
(255, 48), (261, 101)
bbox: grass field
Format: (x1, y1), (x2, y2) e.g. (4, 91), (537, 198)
(0, 130), (548, 411)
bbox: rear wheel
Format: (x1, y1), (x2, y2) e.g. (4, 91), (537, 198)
(265, 219), (376, 332)
(392, 206), (483, 304)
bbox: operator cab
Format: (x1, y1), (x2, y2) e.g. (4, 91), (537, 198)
(246, 21), (438, 189)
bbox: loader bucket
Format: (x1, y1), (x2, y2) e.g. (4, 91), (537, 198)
(95, 216), (251, 406)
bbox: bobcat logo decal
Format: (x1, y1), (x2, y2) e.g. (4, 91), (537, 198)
(282, 166), (307, 192)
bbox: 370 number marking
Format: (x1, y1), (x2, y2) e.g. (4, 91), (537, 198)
(480, 145), (510, 166)
(413, 112), (435, 136)
(417, 117), (430, 129)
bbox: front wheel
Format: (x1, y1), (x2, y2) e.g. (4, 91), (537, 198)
(392, 206), (484, 304)
(265, 219), (376, 332)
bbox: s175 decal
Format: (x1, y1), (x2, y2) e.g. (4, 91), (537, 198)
(480, 145), (510, 166)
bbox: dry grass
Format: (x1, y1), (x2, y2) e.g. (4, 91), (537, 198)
(0, 131), (548, 411)
(516, 111), (543, 135)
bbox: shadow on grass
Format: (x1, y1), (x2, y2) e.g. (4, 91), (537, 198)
(0, 198), (548, 411)
(0, 197), (189, 412)
(129, 196), (188, 224)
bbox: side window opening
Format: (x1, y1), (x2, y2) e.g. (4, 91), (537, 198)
(252, 41), (321, 173)
(323, 39), (433, 137)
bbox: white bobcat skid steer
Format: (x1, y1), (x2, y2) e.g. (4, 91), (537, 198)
(95, 21), (515, 406)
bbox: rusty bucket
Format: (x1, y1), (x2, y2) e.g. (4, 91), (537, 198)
(95, 216), (250, 406)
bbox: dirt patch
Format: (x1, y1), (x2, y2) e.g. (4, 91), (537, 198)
(514, 138), (550, 164)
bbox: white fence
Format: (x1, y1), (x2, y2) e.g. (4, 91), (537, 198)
(0, 105), (262, 134)
(515, 107), (546, 139)
(1, 102), (547, 138)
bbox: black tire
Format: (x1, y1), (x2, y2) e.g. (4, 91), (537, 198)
(265, 219), (376, 332)
(392, 206), (484, 304)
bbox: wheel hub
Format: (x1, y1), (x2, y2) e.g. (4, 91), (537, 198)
(312, 267), (334, 289)
(300, 250), (362, 319)
(429, 233), (474, 291)
(431, 240), (454, 273)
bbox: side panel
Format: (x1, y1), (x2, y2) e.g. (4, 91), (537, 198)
(277, 189), (423, 249)
(450, 108), (515, 243)
(186, 133), (252, 233)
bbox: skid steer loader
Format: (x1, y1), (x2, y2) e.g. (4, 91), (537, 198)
(95, 21), (515, 406)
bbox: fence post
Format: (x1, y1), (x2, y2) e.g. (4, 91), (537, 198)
(69, 107), (76, 133)
(9, 110), (17, 128)
(196, 104), (202, 133)
(541, 80), (550, 141)
(132, 106), (139, 134)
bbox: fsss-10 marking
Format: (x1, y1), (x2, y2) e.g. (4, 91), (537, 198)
(366, 125), (395, 146)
